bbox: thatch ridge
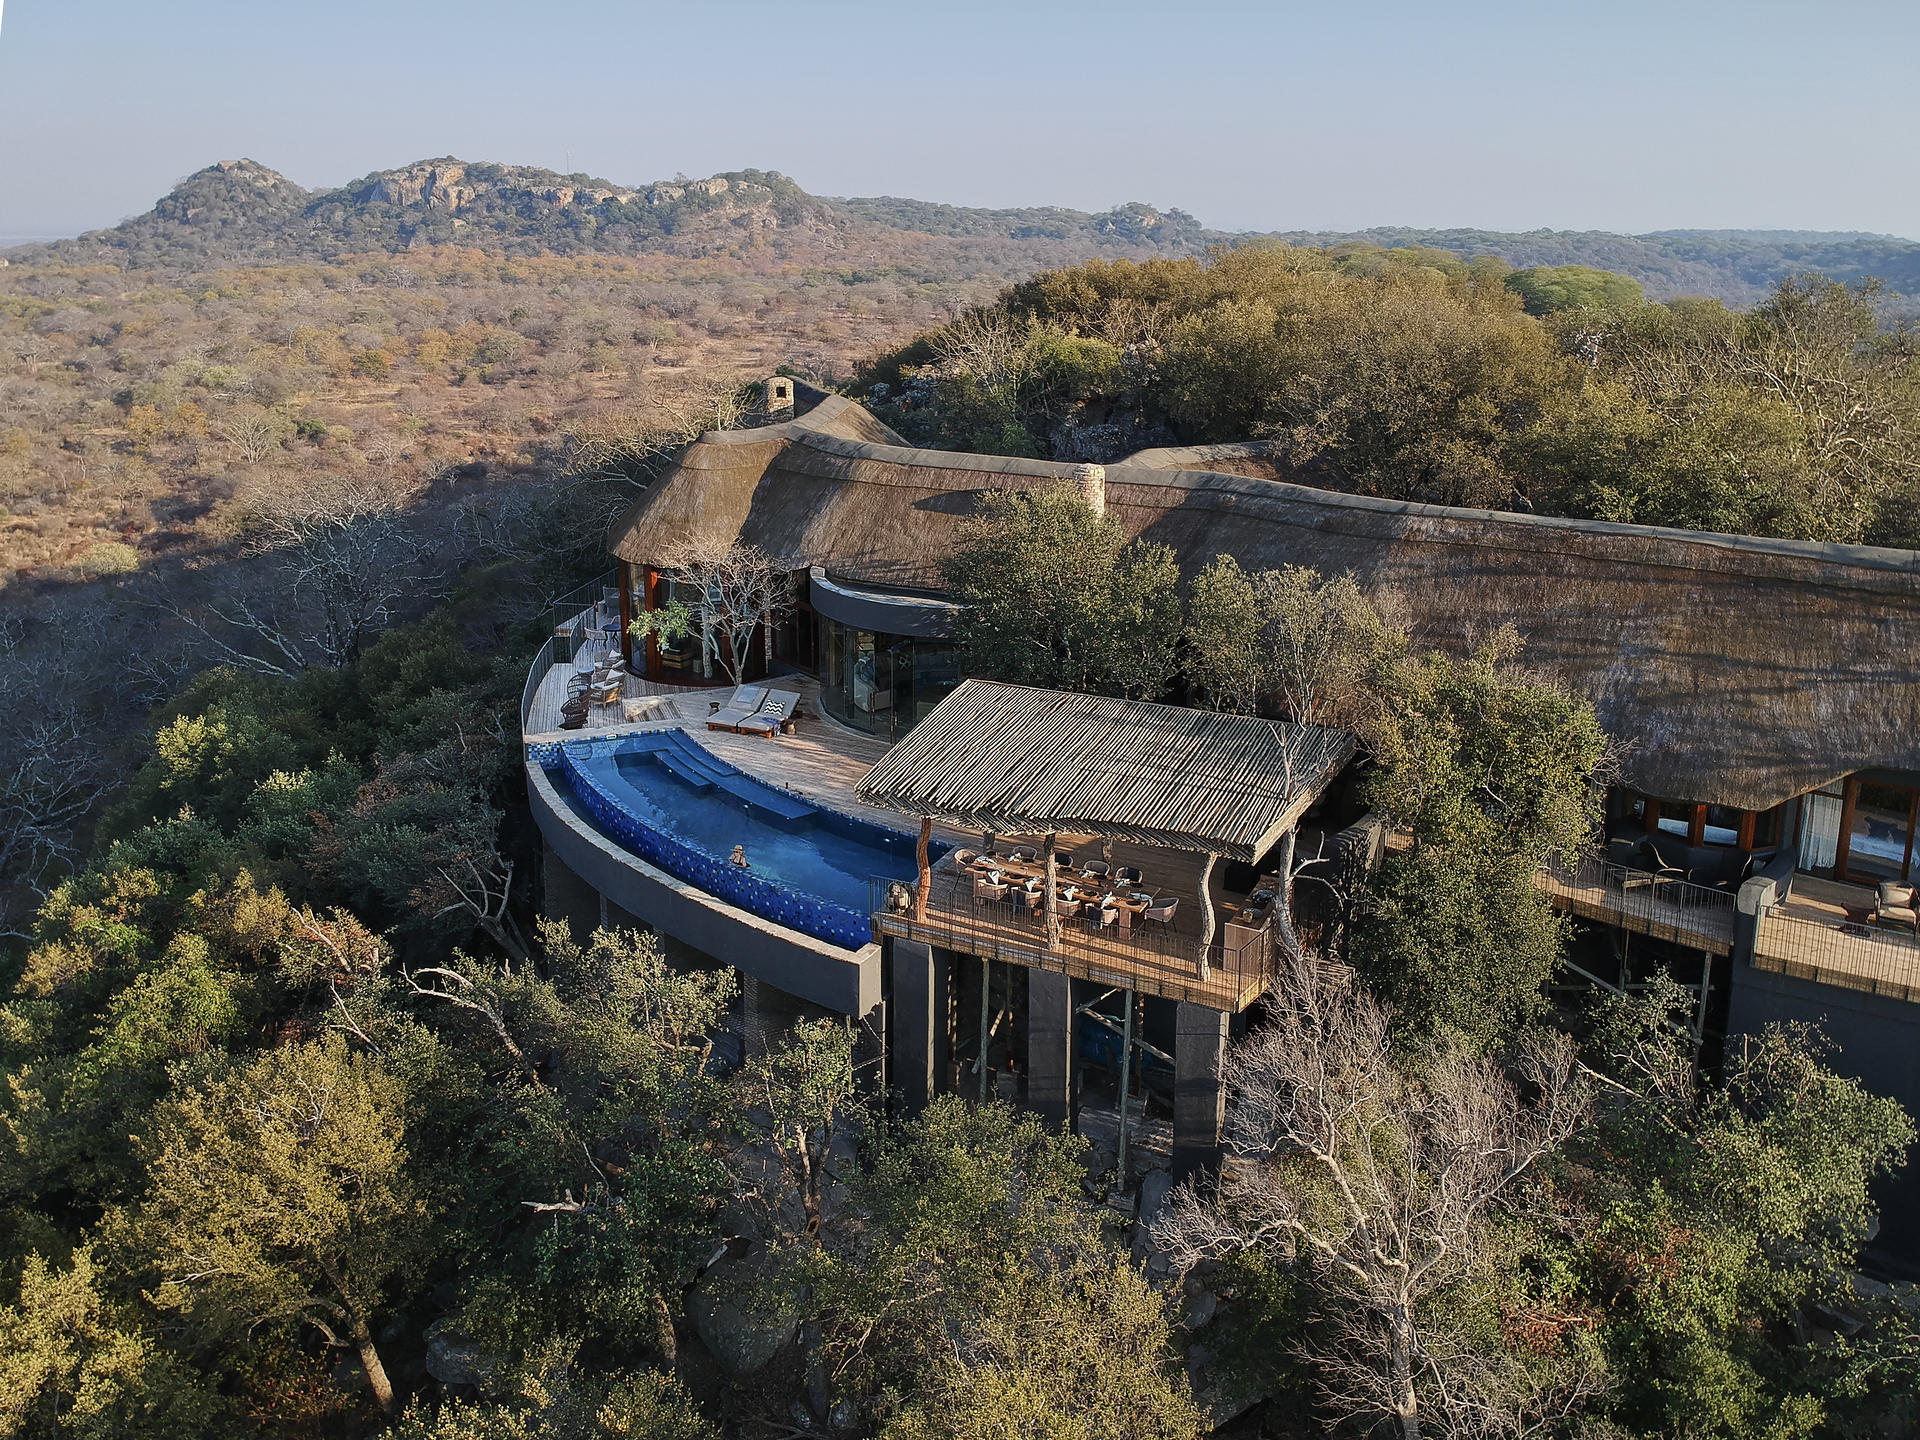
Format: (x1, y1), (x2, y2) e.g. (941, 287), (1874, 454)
(607, 403), (1920, 812)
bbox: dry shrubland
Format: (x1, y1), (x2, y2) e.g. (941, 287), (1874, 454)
(0, 240), (1010, 586)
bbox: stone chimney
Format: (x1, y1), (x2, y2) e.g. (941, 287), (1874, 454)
(765, 376), (795, 416)
(1074, 463), (1107, 518)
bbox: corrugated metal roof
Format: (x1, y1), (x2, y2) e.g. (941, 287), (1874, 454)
(855, 680), (1355, 860)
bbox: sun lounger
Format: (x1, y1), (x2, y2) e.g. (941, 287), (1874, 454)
(705, 684), (770, 732)
(734, 689), (803, 737)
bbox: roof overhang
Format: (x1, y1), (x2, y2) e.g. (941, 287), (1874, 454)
(857, 680), (1356, 862)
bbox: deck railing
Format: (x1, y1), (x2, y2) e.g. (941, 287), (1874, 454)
(869, 868), (1273, 1010)
(1537, 851), (1737, 954)
(546, 569), (619, 665)
(521, 635), (557, 733)
(1753, 907), (1920, 1005)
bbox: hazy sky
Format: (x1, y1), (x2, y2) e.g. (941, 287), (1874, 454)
(1, 0), (1915, 241)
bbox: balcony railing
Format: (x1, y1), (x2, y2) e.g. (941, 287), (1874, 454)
(870, 869), (1274, 1012)
(1753, 907), (1920, 1005)
(547, 569), (619, 665)
(1537, 851), (1736, 955)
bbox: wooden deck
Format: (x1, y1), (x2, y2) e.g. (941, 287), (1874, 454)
(1755, 877), (1920, 1004)
(876, 852), (1274, 1012)
(1536, 855), (1736, 956)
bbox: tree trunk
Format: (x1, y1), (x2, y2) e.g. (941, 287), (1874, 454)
(1044, 832), (1060, 950)
(1389, 1307), (1420, 1440)
(1196, 853), (1217, 979)
(320, 1259), (394, 1412)
(914, 817), (932, 921)
(349, 1310), (396, 1413)
(1273, 825), (1302, 962)
(652, 1291), (680, 1370)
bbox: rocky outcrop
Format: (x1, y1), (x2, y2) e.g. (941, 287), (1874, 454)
(686, 1245), (800, 1376)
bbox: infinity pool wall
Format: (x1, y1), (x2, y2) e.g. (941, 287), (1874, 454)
(530, 731), (943, 951)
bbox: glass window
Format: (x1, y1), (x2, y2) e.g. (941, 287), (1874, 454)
(1655, 813), (1692, 840)
(1847, 782), (1917, 883)
(1703, 805), (1741, 847)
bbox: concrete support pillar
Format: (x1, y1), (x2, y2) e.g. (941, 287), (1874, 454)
(1173, 1001), (1230, 1179)
(541, 839), (602, 938)
(1026, 968), (1076, 1132)
(892, 940), (937, 1116)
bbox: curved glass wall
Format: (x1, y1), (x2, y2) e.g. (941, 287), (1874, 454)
(819, 619), (960, 738)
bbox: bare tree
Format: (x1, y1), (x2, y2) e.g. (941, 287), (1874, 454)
(0, 712), (99, 939)
(1154, 953), (1596, 1440)
(159, 476), (441, 674)
(215, 403), (286, 463)
(650, 538), (795, 685)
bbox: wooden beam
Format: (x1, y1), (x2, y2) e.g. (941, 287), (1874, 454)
(1737, 811), (1756, 851)
(1644, 798), (1661, 836)
(1689, 804), (1706, 848)
(1044, 831), (1060, 951)
(1835, 778), (1859, 880)
(616, 561), (634, 667)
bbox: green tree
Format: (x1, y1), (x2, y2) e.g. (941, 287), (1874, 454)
(116, 1032), (426, 1412)
(0, 1247), (223, 1440)
(942, 483), (1181, 699)
(1351, 628), (1607, 1047)
(420, 922), (739, 1369)
(1504, 265), (1647, 315)
(1560, 981), (1916, 1438)
(804, 1098), (1201, 1438)
(1183, 556), (1401, 725)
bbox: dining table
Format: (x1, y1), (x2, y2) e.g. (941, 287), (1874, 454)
(965, 853), (1155, 932)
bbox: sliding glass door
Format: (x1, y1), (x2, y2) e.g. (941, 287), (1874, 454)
(1844, 781), (1918, 884)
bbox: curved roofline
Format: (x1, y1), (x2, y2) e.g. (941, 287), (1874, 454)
(603, 397), (1920, 813)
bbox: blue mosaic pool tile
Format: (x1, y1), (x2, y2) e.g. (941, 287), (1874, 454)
(530, 730), (945, 953)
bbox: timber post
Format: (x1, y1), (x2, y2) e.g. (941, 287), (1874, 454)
(1044, 830), (1060, 950)
(914, 817), (932, 921)
(1196, 852), (1217, 980)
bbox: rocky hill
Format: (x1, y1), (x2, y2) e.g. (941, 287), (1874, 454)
(10, 156), (1920, 307)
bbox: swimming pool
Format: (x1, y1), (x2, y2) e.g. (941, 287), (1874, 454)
(530, 730), (941, 950)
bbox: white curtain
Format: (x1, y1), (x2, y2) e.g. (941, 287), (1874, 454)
(1798, 791), (1842, 871)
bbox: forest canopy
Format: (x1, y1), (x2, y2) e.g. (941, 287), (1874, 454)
(860, 244), (1920, 548)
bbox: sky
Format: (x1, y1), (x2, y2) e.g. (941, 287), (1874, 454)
(1, 0), (1916, 242)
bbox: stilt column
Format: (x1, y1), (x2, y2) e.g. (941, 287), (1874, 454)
(1025, 968), (1076, 1131)
(1172, 1001), (1230, 1179)
(892, 939), (938, 1116)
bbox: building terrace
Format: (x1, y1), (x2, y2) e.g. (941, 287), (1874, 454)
(857, 680), (1355, 1013)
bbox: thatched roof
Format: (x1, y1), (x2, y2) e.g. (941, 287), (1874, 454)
(856, 680), (1355, 860)
(608, 399), (1920, 812)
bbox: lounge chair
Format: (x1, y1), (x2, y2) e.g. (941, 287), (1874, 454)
(1875, 881), (1919, 933)
(705, 685), (770, 732)
(734, 688), (803, 737)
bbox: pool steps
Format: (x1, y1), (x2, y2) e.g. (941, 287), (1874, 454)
(628, 731), (817, 826)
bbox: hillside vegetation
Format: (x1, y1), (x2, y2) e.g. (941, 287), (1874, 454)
(860, 244), (1920, 547)
(2, 159), (1920, 1440)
